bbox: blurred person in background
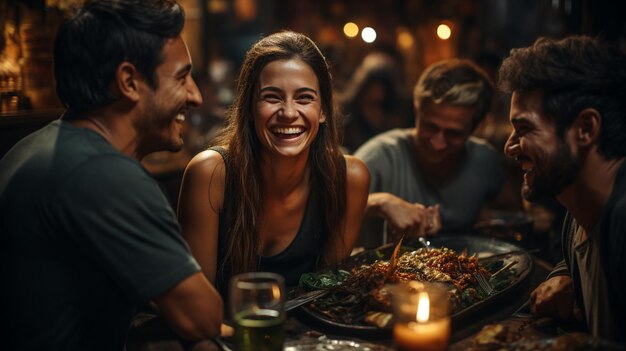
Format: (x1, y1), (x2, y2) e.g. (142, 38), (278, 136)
(354, 59), (503, 246)
(500, 35), (626, 342)
(177, 31), (370, 297)
(340, 49), (413, 153)
(0, 1), (224, 350)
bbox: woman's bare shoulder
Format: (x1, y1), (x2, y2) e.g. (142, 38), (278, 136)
(343, 154), (370, 186)
(184, 149), (227, 182)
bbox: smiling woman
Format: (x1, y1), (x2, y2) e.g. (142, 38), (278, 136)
(177, 30), (370, 297)
(253, 58), (324, 158)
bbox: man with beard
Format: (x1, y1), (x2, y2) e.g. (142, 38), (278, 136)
(0, 1), (223, 350)
(499, 36), (626, 342)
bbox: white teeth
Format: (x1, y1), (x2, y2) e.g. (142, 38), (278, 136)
(272, 127), (303, 135)
(175, 114), (185, 122)
(519, 159), (534, 172)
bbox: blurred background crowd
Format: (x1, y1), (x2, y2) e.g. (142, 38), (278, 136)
(1, 0), (625, 265)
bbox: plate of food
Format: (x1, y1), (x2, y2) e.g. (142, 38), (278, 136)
(296, 235), (534, 337)
(284, 335), (393, 351)
(468, 323), (626, 351)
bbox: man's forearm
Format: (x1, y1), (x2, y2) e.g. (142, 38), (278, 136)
(365, 192), (394, 218)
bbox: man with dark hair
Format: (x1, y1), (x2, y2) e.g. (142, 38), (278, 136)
(354, 59), (504, 243)
(0, 1), (223, 350)
(499, 35), (626, 341)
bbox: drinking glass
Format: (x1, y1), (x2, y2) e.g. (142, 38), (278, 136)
(229, 272), (286, 351)
(392, 281), (450, 351)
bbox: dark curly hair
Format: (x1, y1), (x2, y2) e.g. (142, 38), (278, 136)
(498, 36), (626, 159)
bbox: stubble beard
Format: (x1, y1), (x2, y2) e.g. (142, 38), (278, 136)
(522, 141), (580, 202)
(138, 99), (185, 154)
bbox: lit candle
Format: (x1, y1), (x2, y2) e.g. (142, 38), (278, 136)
(393, 318), (450, 351)
(392, 283), (451, 351)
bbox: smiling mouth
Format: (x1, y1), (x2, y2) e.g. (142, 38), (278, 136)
(271, 127), (305, 139)
(175, 113), (185, 122)
(516, 156), (535, 183)
(523, 167), (535, 183)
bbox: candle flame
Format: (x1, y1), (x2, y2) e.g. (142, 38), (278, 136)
(416, 292), (429, 322)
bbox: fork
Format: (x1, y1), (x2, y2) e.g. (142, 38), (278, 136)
(284, 289), (329, 311)
(473, 271), (494, 296)
(418, 236), (432, 250)
(511, 299), (531, 318)
(214, 336), (233, 351)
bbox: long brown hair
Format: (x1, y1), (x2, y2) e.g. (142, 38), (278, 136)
(212, 31), (347, 279)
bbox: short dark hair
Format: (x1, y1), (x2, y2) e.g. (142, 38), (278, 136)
(54, 0), (185, 113)
(498, 36), (626, 159)
(413, 59), (493, 130)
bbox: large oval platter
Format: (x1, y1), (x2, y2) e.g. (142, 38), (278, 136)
(297, 235), (534, 338)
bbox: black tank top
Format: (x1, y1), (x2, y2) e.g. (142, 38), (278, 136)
(210, 147), (326, 296)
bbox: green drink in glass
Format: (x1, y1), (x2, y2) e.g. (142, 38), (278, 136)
(230, 272), (286, 351)
(233, 308), (285, 351)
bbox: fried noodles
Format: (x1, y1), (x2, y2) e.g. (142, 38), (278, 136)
(309, 247), (501, 327)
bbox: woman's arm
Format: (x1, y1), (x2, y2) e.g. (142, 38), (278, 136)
(177, 150), (225, 284)
(338, 155), (370, 259)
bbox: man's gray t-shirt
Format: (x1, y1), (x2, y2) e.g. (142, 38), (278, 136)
(354, 128), (503, 244)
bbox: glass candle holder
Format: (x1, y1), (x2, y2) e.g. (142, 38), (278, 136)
(392, 281), (451, 351)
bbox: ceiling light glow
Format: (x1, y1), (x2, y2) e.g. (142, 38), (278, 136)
(361, 27), (377, 43)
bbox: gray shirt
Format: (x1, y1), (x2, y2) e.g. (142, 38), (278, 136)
(354, 128), (503, 245)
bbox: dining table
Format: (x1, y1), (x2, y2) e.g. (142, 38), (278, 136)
(125, 247), (588, 351)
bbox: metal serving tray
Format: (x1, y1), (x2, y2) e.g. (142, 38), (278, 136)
(297, 235), (534, 338)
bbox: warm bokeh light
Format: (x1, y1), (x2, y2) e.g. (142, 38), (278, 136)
(234, 0), (257, 21)
(343, 22), (359, 38)
(397, 29), (414, 49)
(436, 23), (452, 40)
(361, 27), (377, 43)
